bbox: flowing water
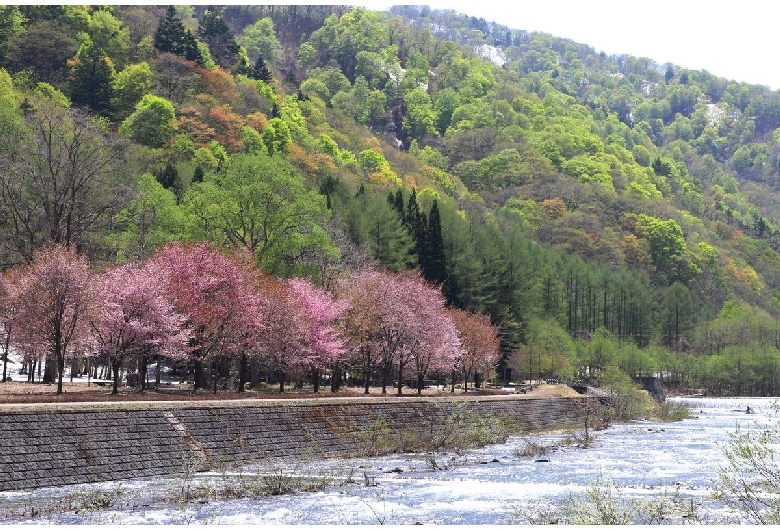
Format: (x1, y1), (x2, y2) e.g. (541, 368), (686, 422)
(2, 396), (778, 524)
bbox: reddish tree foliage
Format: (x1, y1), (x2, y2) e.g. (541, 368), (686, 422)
(176, 105), (217, 147)
(337, 268), (462, 395)
(287, 277), (348, 391)
(449, 308), (502, 391)
(336, 268), (385, 394)
(195, 65), (239, 103)
(253, 271), (306, 393)
(207, 104), (245, 153)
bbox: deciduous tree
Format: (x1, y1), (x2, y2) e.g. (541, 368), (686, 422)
(90, 261), (190, 394)
(450, 308), (501, 391)
(0, 101), (129, 263)
(149, 242), (261, 391)
(11, 244), (91, 394)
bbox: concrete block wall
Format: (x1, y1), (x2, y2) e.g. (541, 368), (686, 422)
(0, 396), (591, 491)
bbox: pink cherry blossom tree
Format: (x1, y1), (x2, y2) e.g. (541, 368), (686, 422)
(89, 261), (191, 394)
(11, 244), (92, 394)
(338, 268), (462, 396)
(254, 272), (306, 393)
(287, 277), (348, 392)
(378, 271), (461, 396)
(336, 268), (386, 394)
(149, 242), (262, 392)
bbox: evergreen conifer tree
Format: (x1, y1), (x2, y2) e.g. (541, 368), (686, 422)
(156, 162), (178, 190)
(181, 29), (203, 65)
(154, 6), (186, 55)
(425, 199), (446, 284)
(252, 55), (272, 82)
(198, 7), (239, 69)
(69, 44), (114, 116)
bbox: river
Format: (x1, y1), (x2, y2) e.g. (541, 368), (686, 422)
(1, 396), (777, 524)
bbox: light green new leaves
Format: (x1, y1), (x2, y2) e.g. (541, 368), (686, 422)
(184, 153), (338, 276)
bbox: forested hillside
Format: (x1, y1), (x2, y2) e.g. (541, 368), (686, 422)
(1, 5), (780, 395)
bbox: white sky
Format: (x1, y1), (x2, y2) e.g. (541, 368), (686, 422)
(365, 1), (780, 90)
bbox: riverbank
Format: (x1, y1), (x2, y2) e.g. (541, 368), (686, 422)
(0, 390), (592, 491)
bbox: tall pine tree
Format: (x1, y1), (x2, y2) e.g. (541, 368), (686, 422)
(154, 6), (186, 55)
(198, 7), (239, 69)
(424, 199), (446, 285)
(154, 7), (203, 65)
(252, 55), (273, 82)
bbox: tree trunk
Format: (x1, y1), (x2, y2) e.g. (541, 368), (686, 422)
(112, 361), (121, 395)
(278, 370), (285, 393)
(193, 358), (204, 390)
(43, 354), (56, 384)
(56, 349), (65, 395)
(417, 372), (424, 395)
(397, 361), (404, 396)
(312, 368), (320, 393)
(155, 356), (161, 387)
(212, 358), (219, 394)
(331, 363), (341, 393)
(1, 354), (7, 383)
(381, 359), (391, 394)
(238, 353), (247, 393)
(362, 349), (371, 394)
(250, 357), (260, 388)
(140, 354), (148, 392)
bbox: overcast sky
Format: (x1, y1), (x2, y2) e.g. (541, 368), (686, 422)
(367, 1), (780, 90)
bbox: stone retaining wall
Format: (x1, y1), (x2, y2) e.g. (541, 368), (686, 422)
(0, 395), (592, 491)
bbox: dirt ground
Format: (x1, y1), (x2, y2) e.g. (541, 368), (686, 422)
(0, 379), (581, 405)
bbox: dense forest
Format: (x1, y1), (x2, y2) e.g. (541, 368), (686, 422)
(1, 4), (780, 396)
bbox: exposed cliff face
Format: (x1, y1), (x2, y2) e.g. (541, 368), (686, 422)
(0, 395), (593, 491)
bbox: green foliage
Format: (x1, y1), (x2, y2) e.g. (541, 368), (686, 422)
(68, 42), (115, 115)
(262, 117), (291, 154)
(111, 61), (152, 119)
(716, 409), (780, 524)
(636, 215), (686, 281)
(403, 86), (438, 141)
(119, 93), (176, 148)
(184, 152), (338, 276)
(110, 172), (186, 261)
(237, 17), (280, 64)
(6, 3), (780, 397)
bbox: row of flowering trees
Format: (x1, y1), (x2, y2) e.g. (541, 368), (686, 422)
(0, 243), (501, 395)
